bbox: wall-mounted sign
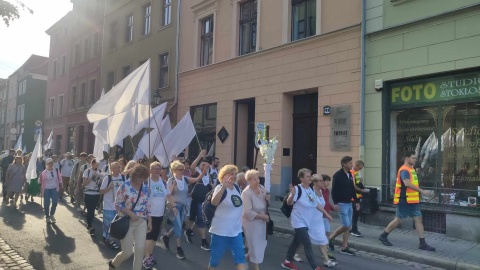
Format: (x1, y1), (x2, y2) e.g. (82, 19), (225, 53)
(390, 71), (480, 107)
(217, 126), (229, 143)
(330, 105), (351, 151)
(323, 106), (331, 115)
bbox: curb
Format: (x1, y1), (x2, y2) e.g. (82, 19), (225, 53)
(272, 226), (480, 270)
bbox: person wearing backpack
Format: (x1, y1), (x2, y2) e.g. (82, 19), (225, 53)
(161, 160), (207, 260)
(280, 168), (332, 270)
(208, 165), (245, 270)
(99, 162), (124, 250)
(82, 158), (103, 235)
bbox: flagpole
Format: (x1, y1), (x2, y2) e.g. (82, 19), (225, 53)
(195, 134), (202, 150)
(150, 108), (171, 166)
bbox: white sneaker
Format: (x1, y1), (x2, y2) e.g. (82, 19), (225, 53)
(293, 253), (303, 262)
(50, 216), (56, 223)
(324, 259), (337, 267)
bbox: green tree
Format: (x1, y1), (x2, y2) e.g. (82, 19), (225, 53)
(0, 0), (33, 27)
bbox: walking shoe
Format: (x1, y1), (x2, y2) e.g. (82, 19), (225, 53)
(293, 254), (303, 262)
(379, 235), (392, 246)
(142, 256), (154, 269)
(327, 253), (336, 261)
(340, 247), (355, 256)
(87, 226), (96, 235)
(419, 243), (436, 252)
(350, 230), (362, 237)
(201, 240), (211, 251)
(184, 229), (193, 244)
(328, 239), (335, 251)
(176, 247), (185, 260)
(162, 235), (170, 250)
(70, 197), (75, 204)
(323, 259), (337, 267)
(46, 217), (52, 224)
(50, 216), (57, 223)
(281, 260), (299, 270)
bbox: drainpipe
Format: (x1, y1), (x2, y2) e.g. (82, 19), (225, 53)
(360, 0), (366, 160)
(168, 0), (181, 119)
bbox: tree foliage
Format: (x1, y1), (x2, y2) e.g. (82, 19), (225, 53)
(0, 0), (33, 27)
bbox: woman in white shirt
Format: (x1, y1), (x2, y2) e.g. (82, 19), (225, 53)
(142, 162), (176, 269)
(281, 168), (332, 270)
(38, 158), (63, 223)
(82, 159), (103, 235)
(208, 164), (245, 270)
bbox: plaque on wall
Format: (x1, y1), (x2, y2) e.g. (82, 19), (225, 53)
(330, 105), (351, 151)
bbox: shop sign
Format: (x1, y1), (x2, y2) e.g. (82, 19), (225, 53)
(391, 72), (480, 107)
(330, 105), (351, 151)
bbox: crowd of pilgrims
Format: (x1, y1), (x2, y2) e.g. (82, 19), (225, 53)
(0, 148), (340, 270)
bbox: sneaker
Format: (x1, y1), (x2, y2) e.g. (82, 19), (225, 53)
(87, 226), (96, 235)
(419, 243), (436, 252)
(281, 260), (298, 270)
(46, 217), (52, 223)
(340, 247), (355, 256)
(293, 254), (303, 262)
(142, 256), (154, 269)
(185, 229), (193, 244)
(176, 247), (185, 260)
(162, 235), (170, 250)
(327, 253), (337, 261)
(324, 259), (337, 267)
(50, 216), (57, 223)
(350, 230), (362, 237)
(201, 240), (210, 251)
(328, 239), (335, 251)
(379, 235), (392, 246)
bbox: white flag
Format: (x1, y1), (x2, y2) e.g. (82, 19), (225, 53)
(26, 132), (42, 182)
(14, 134), (22, 152)
(129, 102), (167, 137)
(155, 112), (196, 165)
(43, 130), (53, 150)
(138, 115), (172, 159)
(23, 145), (26, 154)
(207, 142), (215, 157)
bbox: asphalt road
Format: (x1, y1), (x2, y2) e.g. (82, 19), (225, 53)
(0, 197), (436, 270)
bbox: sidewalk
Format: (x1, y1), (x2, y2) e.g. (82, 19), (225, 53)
(268, 200), (480, 270)
(0, 234), (35, 270)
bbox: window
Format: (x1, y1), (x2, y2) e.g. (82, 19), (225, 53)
(52, 60), (58, 79)
(61, 55), (66, 75)
(58, 95), (64, 115)
(71, 86), (77, 109)
(189, 104), (217, 159)
(18, 81), (23, 96)
(22, 81), (26, 94)
(49, 97), (55, 118)
(0, 110), (4, 125)
(16, 104), (25, 121)
(79, 83), (86, 107)
(107, 71), (115, 91)
(67, 126), (76, 153)
(291, 0), (316, 41)
(93, 32), (100, 56)
(125, 13), (134, 42)
(89, 79), (96, 104)
(109, 21), (117, 49)
(122, 65), (131, 79)
(200, 16), (214, 67)
(162, 0), (172, 26)
(239, 0), (257, 55)
(16, 106), (20, 121)
(143, 3), (151, 36)
(158, 53), (169, 88)
(84, 37), (89, 61)
(74, 43), (80, 65)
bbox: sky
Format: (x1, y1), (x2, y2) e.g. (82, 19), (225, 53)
(0, 0), (73, 79)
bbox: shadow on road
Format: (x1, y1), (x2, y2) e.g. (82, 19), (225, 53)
(1, 202), (26, 230)
(44, 224), (76, 264)
(28, 250), (46, 270)
(18, 200), (45, 219)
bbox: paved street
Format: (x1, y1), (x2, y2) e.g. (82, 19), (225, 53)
(0, 195), (445, 270)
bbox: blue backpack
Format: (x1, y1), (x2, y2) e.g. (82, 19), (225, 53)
(202, 184), (240, 225)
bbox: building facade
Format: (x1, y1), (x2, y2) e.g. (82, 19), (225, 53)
(364, 0), (480, 240)
(0, 79), (7, 150)
(178, 0), (362, 196)
(44, 12), (72, 155)
(101, 0), (179, 157)
(4, 71), (18, 150)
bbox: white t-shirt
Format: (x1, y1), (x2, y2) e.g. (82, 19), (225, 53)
(100, 174), (125, 210)
(53, 161), (60, 171)
(290, 185), (319, 229)
(148, 178), (170, 217)
(209, 185), (243, 237)
(83, 168), (103, 195)
(60, 158), (75, 177)
(195, 167), (219, 186)
(44, 169), (60, 189)
(99, 160), (107, 171)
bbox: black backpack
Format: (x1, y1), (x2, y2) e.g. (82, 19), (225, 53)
(280, 185), (302, 218)
(202, 184), (240, 225)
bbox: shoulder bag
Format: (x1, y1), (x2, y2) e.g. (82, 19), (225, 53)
(109, 186), (142, 240)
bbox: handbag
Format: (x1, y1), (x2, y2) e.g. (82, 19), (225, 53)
(267, 214), (274, 235)
(109, 187), (142, 240)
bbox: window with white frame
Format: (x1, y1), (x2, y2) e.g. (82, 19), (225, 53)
(49, 97), (55, 118)
(22, 80), (26, 95)
(200, 15), (214, 67)
(162, 0), (172, 26)
(143, 3), (151, 36)
(158, 53), (169, 88)
(61, 55), (66, 75)
(58, 95), (64, 115)
(71, 86), (77, 109)
(126, 13), (134, 42)
(291, 0), (316, 41)
(79, 82), (86, 107)
(239, 0), (257, 55)
(52, 60), (58, 79)
(16, 106), (20, 121)
(89, 79), (96, 104)
(109, 21), (117, 49)
(21, 104), (24, 121)
(18, 81), (23, 96)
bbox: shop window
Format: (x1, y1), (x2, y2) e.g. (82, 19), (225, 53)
(189, 104), (217, 160)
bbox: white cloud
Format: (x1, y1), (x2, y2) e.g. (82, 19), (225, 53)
(0, 0), (73, 78)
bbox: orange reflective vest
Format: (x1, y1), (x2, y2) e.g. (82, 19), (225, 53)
(350, 169), (362, 199)
(393, 165), (420, 204)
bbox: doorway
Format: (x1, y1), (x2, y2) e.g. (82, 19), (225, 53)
(234, 98), (255, 170)
(292, 93), (318, 185)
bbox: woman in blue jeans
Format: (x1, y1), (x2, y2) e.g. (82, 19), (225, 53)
(162, 160), (207, 260)
(38, 158), (63, 224)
